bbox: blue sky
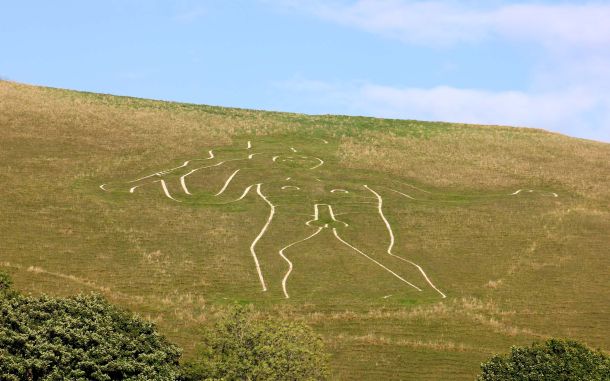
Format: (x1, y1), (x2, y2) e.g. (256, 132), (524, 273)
(2, 1), (609, 142)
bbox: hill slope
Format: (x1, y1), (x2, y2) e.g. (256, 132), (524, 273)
(1, 80), (608, 380)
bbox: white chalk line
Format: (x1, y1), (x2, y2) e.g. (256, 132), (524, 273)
(204, 150), (215, 160)
(510, 189), (558, 198)
(156, 180), (181, 202)
(320, 138), (329, 144)
(128, 183), (166, 195)
(309, 157), (324, 169)
(250, 184), (274, 292)
(215, 169), (240, 196)
(365, 185), (446, 298)
(384, 187), (416, 200)
(129, 150), (214, 183)
(377, 184), (558, 201)
(281, 185), (300, 190)
(306, 204), (349, 227)
(279, 227), (324, 298)
(102, 141), (561, 300)
(156, 161), (189, 176)
(333, 228), (422, 291)
(179, 158), (247, 195)
(130, 161), (188, 182)
(271, 154), (323, 169)
(179, 163), (224, 195)
(396, 181), (431, 194)
(219, 184), (254, 204)
(180, 173), (193, 195)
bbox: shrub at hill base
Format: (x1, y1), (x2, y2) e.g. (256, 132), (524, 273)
(0, 272), (331, 381)
(477, 338), (610, 381)
(183, 305), (330, 381)
(0, 278), (182, 380)
(0, 272), (15, 298)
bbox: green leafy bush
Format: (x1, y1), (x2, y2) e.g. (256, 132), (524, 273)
(0, 292), (182, 380)
(0, 271), (14, 298)
(0, 273), (330, 380)
(183, 305), (329, 381)
(477, 338), (610, 381)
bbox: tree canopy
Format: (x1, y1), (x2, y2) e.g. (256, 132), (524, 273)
(478, 338), (610, 381)
(0, 275), (182, 381)
(183, 305), (330, 381)
(0, 272), (330, 380)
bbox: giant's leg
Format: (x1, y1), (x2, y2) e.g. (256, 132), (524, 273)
(246, 186), (322, 298)
(363, 185), (446, 298)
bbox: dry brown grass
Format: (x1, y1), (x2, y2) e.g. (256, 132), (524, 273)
(331, 333), (476, 352)
(338, 129), (610, 200)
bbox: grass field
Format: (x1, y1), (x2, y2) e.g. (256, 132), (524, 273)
(1, 80), (609, 380)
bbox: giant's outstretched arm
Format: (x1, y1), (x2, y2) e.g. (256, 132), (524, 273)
(99, 150), (264, 202)
(378, 176), (558, 204)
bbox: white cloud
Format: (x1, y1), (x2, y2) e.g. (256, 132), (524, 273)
(282, 0), (610, 48)
(278, 79), (610, 142)
(358, 84), (596, 129)
(269, 1), (610, 142)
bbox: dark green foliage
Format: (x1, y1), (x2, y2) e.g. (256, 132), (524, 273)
(477, 338), (610, 381)
(0, 293), (182, 380)
(0, 271), (14, 298)
(184, 305), (329, 381)
(0, 273), (329, 380)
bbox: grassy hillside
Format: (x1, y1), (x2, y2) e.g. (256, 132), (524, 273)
(1, 80), (608, 380)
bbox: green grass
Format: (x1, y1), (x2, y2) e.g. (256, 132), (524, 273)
(1, 80), (609, 380)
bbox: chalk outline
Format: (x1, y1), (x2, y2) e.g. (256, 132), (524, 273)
(306, 203), (349, 228)
(100, 140), (560, 298)
(130, 150), (214, 183)
(333, 228), (422, 290)
(215, 169), (240, 196)
(365, 185), (446, 298)
(279, 227), (323, 298)
(281, 185), (301, 190)
(157, 179), (181, 202)
(511, 189), (558, 197)
(250, 183), (274, 292)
